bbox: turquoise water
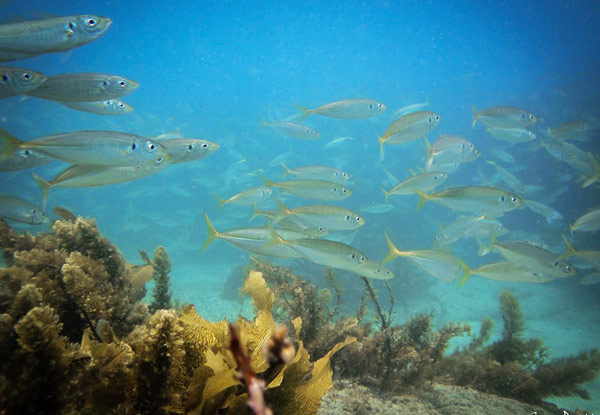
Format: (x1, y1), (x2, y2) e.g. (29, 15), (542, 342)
(1, 0), (599, 411)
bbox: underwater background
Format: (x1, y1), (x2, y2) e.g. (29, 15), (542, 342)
(1, 0), (599, 412)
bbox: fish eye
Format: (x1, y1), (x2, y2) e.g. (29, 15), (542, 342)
(566, 265), (571, 271)
(511, 196), (517, 202)
(146, 142), (156, 152)
(377, 103), (383, 108)
(86, 18), (97, 26)
(318, 227), (324, 231)
(355, 216), (361, 222)
(32, 209), (37, 214)
(434, 115), (439, 121)
(155, 157), (164, 164)
(498, 226), (503, 231)
(22, 72), (32, 81)
(201, 143), (209, 148)
(500, 196), (505, 202)
(468, 143), (473, 148)
(342, 188), (347, 193)
(119, 80), (127, 87)
(529, 114), (534, 120)
(359, 256), (365, 262)
(553, 261), (558, 266)
(118, 103), (125, 108)
(475, 149), (480, 154)
(342, 173), (347, 177)
(23, 149), (31, 156)
(385, 271), (391, 275)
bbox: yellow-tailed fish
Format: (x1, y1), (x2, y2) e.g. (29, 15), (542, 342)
(433, 215), (503, 248)
(486, 160), (524, 194)
(425, 135), (480, 172)
(280, 162), (350, 183)
(202, 214), (304, 258)
(557, 234), (600, 270)
(485, 127), (536, 143)
(250, 205), (330, 237)
(0, 15), (111, 62)
(416, 186), (523, 217)
(273, 199), (364, 231)
(0, 195), (46, 225)
(32, 159), (169, 210)
(0, 66), (46, 98)
(570, 208), (600, 235)
(25, 73), (139, 102)
(264, 178), (351, 201)
(547, 120), (591, 141)
(261, 120), (320, 139)
(0, 128), (169, 167)
(487, 235), (576, 279)
(384, 231), (470, 284)
(354, 259), (395, 280)
(472, 106), (537, 129)
(215, 186), (271, 210)
(159, 138), (219, 164)
(491, 149), (516, 164)
(394, 100), (429, 116)
(467, 262), (551, 284)
(378, 111), (440, 157)
(297, 98), (386, 120)
(0, 148), (52, 171)
(382, 172), (447, 202)
(323, 136), (354, 148)
(59, 99), (133, 115)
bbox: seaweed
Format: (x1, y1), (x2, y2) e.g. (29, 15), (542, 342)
(441, 291), (600, 404)
(149, 246), (173, 313)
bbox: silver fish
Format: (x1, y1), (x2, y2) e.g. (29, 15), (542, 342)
(159, 138), (219, 164)
(0, 195), (45, 224)
(0, 15), (111, 61)
(297, 98), (386, 119)
(472, 106), (537, 129)
(262, 120), (320, 139)
(0, 66), (46, 98)
(25, 73), (139, 102)
(59, 99), (133, 115)
(0, 148), (52, 171)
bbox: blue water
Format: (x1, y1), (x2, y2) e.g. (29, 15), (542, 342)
(1, 0), (600, 411)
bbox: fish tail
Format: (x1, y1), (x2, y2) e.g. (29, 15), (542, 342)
(381, 188), (390, 203)
(0, 127), (21, 163)
(262, 176), (276, 188)
(414, 189), (429, 212)
(556, 233), (576, 261)
(273, 198), (287, 224)
(383, 231), (399, 264)
(295, 104), (311, 121)
(280, 161), (290, 179)
(249, 204), (260, 222)
(581, 152), (600, 188)
(31, 173), (51, 212)
(457, 259), (472, 288)
(260, 119), (268, 129)
(262, 224), (283, 249)
(212, 193), (225, 210)
(378, 135), (386, 159)
(202, 214), (218, 251)
(471, 106), (478, 128)
(475, 238), (493, 256)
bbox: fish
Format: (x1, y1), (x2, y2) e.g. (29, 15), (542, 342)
(296, 98), (386, 119)
(491, 149), (516, 164)
(271, 200), (365, 231)
(467, 262), (551, 284)
(486, 160), (524, 194)
(384, 232), (470, 283)
(524, 200), (564, 225)
(0, 128), (169, 167)
(486, 236), (576, 280)
(215, 186), (272, 210)
(425, 135), (480, 171)
(280, 162), (350, 183)
(472, 106), (537, 129)
(378, 111), (440, 156)
(323, 136), (354, 148)
(382, 172), (448, 202)
(202, 214), (305, 258)
(0, 15), (111, 62)
(59, 99), (133, 115)
(32, 159), (170, 210)
(433, 215), (506, 248)
(0, 195), (45, 224)
(416, 186), (523, 216)
(53, 206), (76, 222)
(261, 120), (320, 139)
(250, 205), (330, 237)
(158, 138), (219, 164)
(25, 73), (139, 102)
(394, 100), (429, 116)
(580, 272), (600, 285)
(557, 234), (600, 271)
(547, 120), (591, 141)
(264, 178), (351, 201)
(360, 203), (395, 214)
(0, 66), (46, 98)
(485, 127), (536, 143)
(0, 148), (52, 171)
(570, 208), (600, 234)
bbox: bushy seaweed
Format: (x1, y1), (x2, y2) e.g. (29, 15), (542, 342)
(149, 245), (172, 313)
